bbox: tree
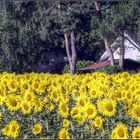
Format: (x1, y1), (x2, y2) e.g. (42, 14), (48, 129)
(93, 1), (140, 69)
(44, 1), (97, 75)
(93, 1), (115, 66)
(109, 1), (139, 69)
(64, 31), (77, 75)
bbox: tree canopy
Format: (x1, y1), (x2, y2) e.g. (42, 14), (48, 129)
(0, 0), (140, 73)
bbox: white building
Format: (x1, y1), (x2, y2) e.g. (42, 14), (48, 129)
(99, 32), (140, 62)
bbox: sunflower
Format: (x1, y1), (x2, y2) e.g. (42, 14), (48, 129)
(115, 91), (124, 101)
(20, 100), (32, 115)
(43, 97), (55, 111)
(111, 123), (128, 139)
(63, 119), (70, 128)
(79, 85), (87, 95)
(20, 81), (30, 92)
(59, 92), (70, 103)
(8, 80), (18, 93)
(98, 99), (116, 117)
(89, 88), (99, 99)
(131, 126), (140, 139)
(58, 101), (69, 118)
(58, 128), (70, 139)
(76, 96), (89, 108)
(74, 113), (86, 125)
(71, 89), (80, 98)
(121, 72), (129, 79)
(50, 91), (60, 102)
(93, 116), (104, 128)
(131, 104), (140, 122)
(2, 125), (10, 137)
(71, 107), (80, 117)
(33, 98), (43, 113)
(0, 88), (6, 105)
(84, 103), (97, 119)
(8, 120), (20, 139)
(32, 81), (39, 92)
(32, 123), (42, 135)
(134, 89), (140, 99)
(125, 91), (133, 101)
(6, 95), (21, 111)
(36, 82), (46, 94)
(1, 77), (9, 87)
(23, 90), (35, 103)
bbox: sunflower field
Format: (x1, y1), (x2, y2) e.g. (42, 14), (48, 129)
(0, 72), (140, 139)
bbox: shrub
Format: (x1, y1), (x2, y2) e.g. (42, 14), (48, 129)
(0, 65), (6, 72)
(95, 65), (122, 74)
(127, 70), (138, 74)
(63, 60), (94, 74)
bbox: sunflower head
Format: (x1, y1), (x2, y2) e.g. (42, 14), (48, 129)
(21, 82), (30, 91)
(23, 90), (35, 103)
(111, 123), (128, 139)
(58, 101), (69, 118)
(63, 119), (70, 128)
(84, 103), (97, 119)
(98, 99), (116, 117)
(6, 95), (21, 112)
(33, 98), (43, 113)
(131, 104), (140, 122)
(58, 128), (70, 139)
(8, 120), (20, 139)
(93, 116), (104, 128)
(21, 100), (32, 115)
(2, 120), (20, 139)
(132, 126), (140, 139)
(2, 125), (10, 137)
(32, 123), (42, 135)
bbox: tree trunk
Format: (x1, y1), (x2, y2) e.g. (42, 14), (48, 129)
(119, 32), (125, 69)
(64, 31), (77, 75)
(94, 1), (115, 66)
(104, 36), (115, 66)
(70, 31), (77, 75)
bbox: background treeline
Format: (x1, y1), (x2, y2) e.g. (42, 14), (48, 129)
(0, 0), (140, 73)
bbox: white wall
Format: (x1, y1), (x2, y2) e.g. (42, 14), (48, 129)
(113, 39), (140, 61)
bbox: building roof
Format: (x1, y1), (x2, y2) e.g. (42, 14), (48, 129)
(99, 32), (140, 62)
(79, 60), (111, 71)
(79, 32), (140, 72)
(79, 59), (140, 71)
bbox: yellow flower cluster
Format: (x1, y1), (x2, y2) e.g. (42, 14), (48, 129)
(0, 72), (140, 139)
(2, 120), (20, 139)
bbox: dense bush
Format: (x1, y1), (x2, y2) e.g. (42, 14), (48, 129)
(0, 1), (104, 73)
(0, 65), (6, 73)
(95, 65), (122, 74)
(63, 60), (94, 74)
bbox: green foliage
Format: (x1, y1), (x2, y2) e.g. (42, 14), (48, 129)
(0, 65), (6, 72)
(0, 1), (104, 73)
(127, 70), (138, 74)
(0, 1), (140, 73)
(95, 65), (121, 74)
(0, 1), (45, 72)
(63, 60), (94, 74)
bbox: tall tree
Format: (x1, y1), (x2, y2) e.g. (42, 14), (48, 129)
(119, 32), (125, 69)
(93, 1), (115, 66)
(109, 1), (139, 69)
(64, 31), (77, 75)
